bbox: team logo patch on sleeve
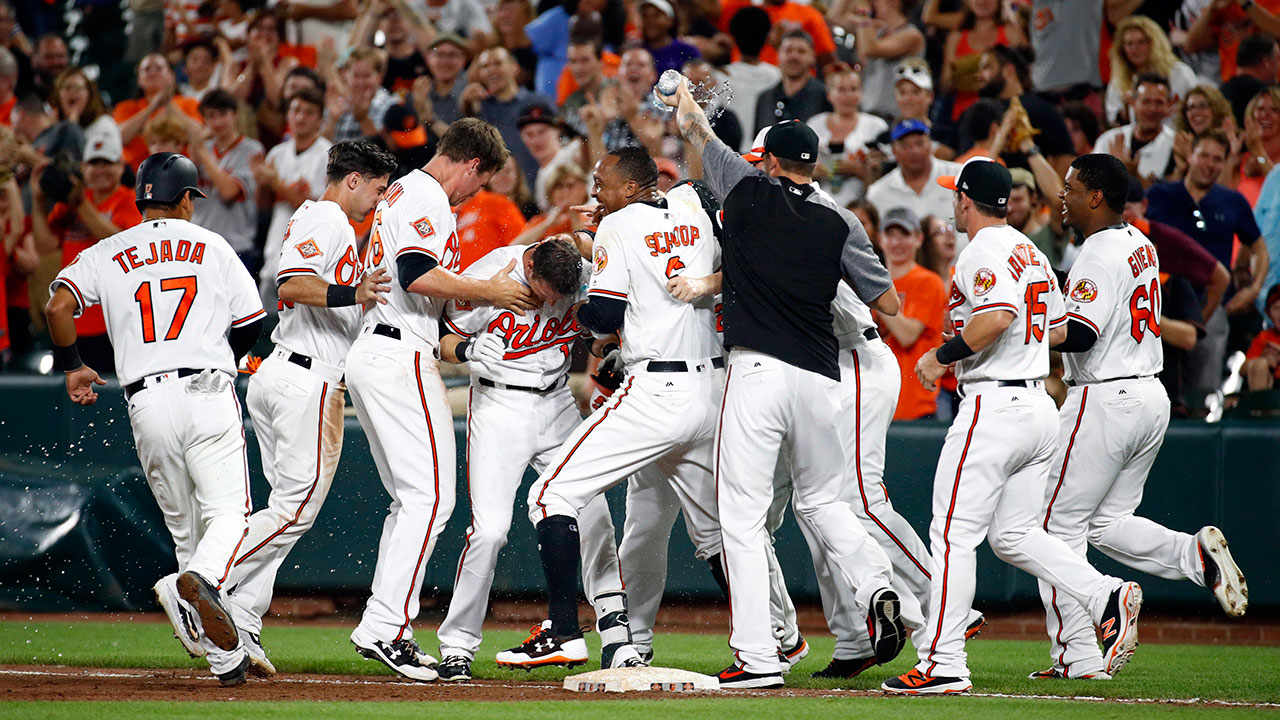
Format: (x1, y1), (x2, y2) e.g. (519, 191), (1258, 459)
(1071, 278), (1098, 303)
(297, 239), (323, 258)
(972, 268), (997, 296)
(412, 216), (436, 239)
(593, 246), (608, 274)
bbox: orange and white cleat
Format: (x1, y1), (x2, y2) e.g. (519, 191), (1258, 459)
(495, 620), (589, 670)
(881, 668), (972, 695)
(1099, 581), (1142, 677)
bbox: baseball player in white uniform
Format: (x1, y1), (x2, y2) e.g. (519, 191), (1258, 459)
(885, 157), (1142, 695)
(346, 119), (537, 682)
(434, 238), (639, 681)
(495, 147), (723, 670)
(1033, 154), (1248, 680)
(45, 152), (265, 686)
(210, 141), (398, 677)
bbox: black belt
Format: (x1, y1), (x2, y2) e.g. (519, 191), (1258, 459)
(286, 352), (312, 370)
(647, 357), (726, 373)
(372, 323), (401, 340)
(123, 368), (206, 400)
(477, 375), (568, 393)
(957, 379), (1033, 399)
(863, 328), (879, 341)
(1066, 374), (1150, 387)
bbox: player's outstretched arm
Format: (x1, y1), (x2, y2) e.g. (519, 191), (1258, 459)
(407, 259), (538, 312)
(46, 287), (105, 405)
(279, 269), (390, 308)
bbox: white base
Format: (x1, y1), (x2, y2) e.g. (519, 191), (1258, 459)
(562, 667), (720, 693)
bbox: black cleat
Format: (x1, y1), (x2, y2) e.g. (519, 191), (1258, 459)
(867, 588), (906, 664)
(437, 655), (472, 682)
(811, 655), (878, 679)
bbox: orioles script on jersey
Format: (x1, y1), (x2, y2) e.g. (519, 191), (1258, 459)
(112, 240), (206, 274)
(486, 305), (582, 360)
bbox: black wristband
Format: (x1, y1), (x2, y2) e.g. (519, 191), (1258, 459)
(936, 333), (976, 365)
(456, 338), (473, 362)
(596, 341), (619, 358)
(53, 342), (83, 372)
(327, 284), (358, 307)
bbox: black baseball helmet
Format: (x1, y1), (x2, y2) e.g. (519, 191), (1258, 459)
(135, 152), (206, 205)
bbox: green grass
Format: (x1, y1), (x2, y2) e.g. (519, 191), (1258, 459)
(0, 619), (1278, 717)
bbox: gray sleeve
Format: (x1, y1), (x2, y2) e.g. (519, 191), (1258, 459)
(700, 140), (760, 202)
(839, 212), (894, 304)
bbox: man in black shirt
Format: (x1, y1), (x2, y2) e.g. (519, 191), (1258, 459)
(660, 79), (906, 688)
(752, 31), (831, 137)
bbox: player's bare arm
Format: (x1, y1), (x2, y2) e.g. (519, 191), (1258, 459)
(916, 309), (1014, 390)
(45, 286), (106, 405)
(279, 268), (391, 307)
(667, 272), (721, 303)
(407, 258), (538, 312)
(656, 76), (717, 155)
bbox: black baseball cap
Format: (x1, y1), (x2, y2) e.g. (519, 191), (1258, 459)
(763, 120), (818, 164)
(517, 102), (559, 129)
(938, 157), (1012, 207)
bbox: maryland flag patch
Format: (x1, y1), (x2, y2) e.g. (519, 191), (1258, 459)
(972, 268), (997, 296)
(297, 239), (323, 259)
(413, 216), (436, 239)
(1071, 278), (1098, 303)
(593, 246), (608, 274)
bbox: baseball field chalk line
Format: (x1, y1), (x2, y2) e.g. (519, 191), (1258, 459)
(2, 668), (1279, 709)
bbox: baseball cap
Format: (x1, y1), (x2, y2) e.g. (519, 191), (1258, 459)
(763, 120), (818, 163)
(894, 59), (933, 92)
(937, 156), (1013, 207)
(742, 126), (770, 163)
(881, 206), (920, 233)
(84, 124), (123, 163)
(517, 101), (559, 129)
(430, 33), (468, 53)
(639, 0), (675, 18)
(382, 102), (427, 150)
(891, 118), (929, 142)
(1267, 283), (1280, 311)
(1008, 167), (1036, 193)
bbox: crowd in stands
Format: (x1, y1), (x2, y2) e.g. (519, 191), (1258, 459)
(1, 0), (1279, 419)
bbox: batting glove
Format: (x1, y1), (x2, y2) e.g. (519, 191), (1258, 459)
(468, 332), (506, 364)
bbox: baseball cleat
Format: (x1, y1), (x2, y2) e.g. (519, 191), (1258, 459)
(716, 663), (785, 689)
(638, 648), (654, 665)
(216, 655), (251, 687)
(867, 588), (907, 664)
(1197, 526), (1248, 617)
(437, 655), (472, 683)
(811, 655), (877, 679)
(244, 632), (277, 678)
(1099, 581), (1142, 677)
(881, 668), (972, 695)
(175, 571), (240, 652)
(778, 635), (809, 673)
(618, 656), (649, 668)
(403, 637), (439, 668)
(351, 628), (439, 682)
(1028, 667), (1111, 680)
(965, 614), (987, 640)
(495, 620), (589, 669)
(153, 574), (204, 658)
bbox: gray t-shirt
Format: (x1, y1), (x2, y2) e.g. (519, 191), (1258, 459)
(1031, 0), (1104, 93)
(191, 135), (264, 255)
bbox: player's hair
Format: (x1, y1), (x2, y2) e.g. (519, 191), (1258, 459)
(987, 44), (1033, 93)
(1237, 32), (1279, 70)
(728, 6), (771, 57)
(1069, 153), (1129, 213)
(970, 198), (1008, 219)
(530, 238), (583, 297)
(327, 140), (399, 184)
(773, 156), (817, 178)
(608, 146), (658, 188)
(287, 86), (325, 112)
(1130, 72), (1170, 99)
(436, 118), (509, 175)
(198, 88), (239, 115)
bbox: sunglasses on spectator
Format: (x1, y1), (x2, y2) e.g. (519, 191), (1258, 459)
(1192, 207), (1206, 231)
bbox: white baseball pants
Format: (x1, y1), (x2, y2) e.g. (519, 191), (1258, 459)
(717, 349), (892, 674)
(1038, 378), (1197, 676)
(128, 371), (251, 588)
(224, 350), (346, 635)
(915, 386), (1121, 679)
(437, 383), (624, 660)
(346, 332), (456, 644)
(526, 366), (722, 560)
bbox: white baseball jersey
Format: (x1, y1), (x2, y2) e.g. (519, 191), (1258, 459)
(443, 243), (590, 388)
(52, 218), (264, 385)
(272, 199), (363, 368)
(261, 135), (332, 287)
(361, 169), (460, 347)
(833, 283), (876, 348)
(947, 224), (1065, 383)
(1061, 224), (1164, 384)
(589, 184), (720, 367)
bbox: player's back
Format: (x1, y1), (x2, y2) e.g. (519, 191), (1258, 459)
(59, 219), (264, 385)
(1062, 224), (1164, 383)
(592, 184), (721, 367)
(949, 224), (1064, 384)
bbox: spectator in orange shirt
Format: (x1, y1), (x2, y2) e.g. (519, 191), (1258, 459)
(720, 0), (837, 68)
(876, 206), (946, 420)
(454, 180), (529, 270)
(30, 126), (142, 374)
(113, 54), (203, 170)
(1244, 284), (1280, 391)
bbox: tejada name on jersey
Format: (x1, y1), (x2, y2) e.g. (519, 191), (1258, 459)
(112, 239), (207, 274)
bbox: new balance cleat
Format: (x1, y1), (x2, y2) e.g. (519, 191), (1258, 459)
(1099, 581), (1142, 677)
(965, 614), (987, 640)
(881, 668), (971, 695)
(1028, 667), (1111, 680)
(779, 635), (809, 673)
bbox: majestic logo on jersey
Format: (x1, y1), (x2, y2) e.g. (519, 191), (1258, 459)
(593, 246), (608, 274)
(297, 239), (323, 259)
(1071, 278), (1098, 303)
(455, 300), (473, 311)
(973, 268), (997, 296)
(412, 216), (436, 239)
